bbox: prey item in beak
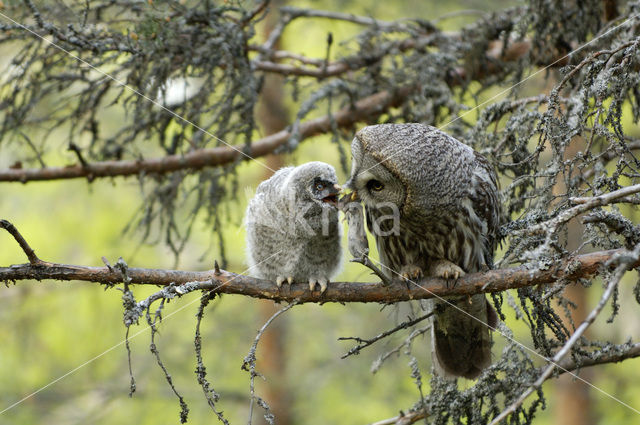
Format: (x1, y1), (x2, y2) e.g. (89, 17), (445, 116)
(337, 190), (360, 212)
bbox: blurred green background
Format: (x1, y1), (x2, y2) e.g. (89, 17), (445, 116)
(1, 1), (640, 424)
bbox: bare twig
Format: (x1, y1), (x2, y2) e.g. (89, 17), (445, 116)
(369, 410), (425, 425)
(339, 312), (433, 359)
(279, 7), (412, 30)
(569, 183), (640, 205)
(371, 325), (431, 374)
(556, 342), (640, 373)
(67, 142), (89, 168)
(242, 301), (299, 425)
(350, 255), (391, 286)
(432, 9), (489, 24)
(0, 219), (41, 265)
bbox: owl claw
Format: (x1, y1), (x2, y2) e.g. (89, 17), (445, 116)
(308, 278), (318, 291)
(276, 276), (294, 288)
(400, 265), (423, 281)
(430, 260), (465, 287)
(318, 278), (328, 293)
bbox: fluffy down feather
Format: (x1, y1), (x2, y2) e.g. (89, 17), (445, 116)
(245, 162), (343, 292)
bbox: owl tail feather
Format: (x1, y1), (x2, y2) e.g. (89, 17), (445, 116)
(430, 294), (497, 380)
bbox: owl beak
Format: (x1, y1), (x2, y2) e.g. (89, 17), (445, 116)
(320, 184), (341, 207)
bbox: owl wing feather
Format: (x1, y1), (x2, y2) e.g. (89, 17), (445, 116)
(470, 151), (502, 268)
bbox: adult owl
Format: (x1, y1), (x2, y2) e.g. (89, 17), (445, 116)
(346, 123), (501, 379)
(245, 162), (342, 293)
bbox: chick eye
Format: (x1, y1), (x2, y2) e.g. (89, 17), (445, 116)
(367, 179), (384, 192)
(315, 182), (325, 191)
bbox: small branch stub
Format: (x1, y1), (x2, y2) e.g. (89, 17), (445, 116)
(1, 219), (41, 265)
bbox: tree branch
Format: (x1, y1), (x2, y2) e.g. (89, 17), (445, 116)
(0, 28), (573, 184)
(2, 220), (639, 303)
(0, 88), (410, 183)
(1, 248), (637, 303)
(490, 246), (640, 424)
(279, 6), (411, 29)
(516, 183), (640, 238)
(373, 342), (640, 425)
(0, 219), (41, 264)
(557, 343), (640, 372)
(338, 312), (433, 359)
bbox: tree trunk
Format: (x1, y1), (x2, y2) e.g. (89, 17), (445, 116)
(254, 2), (293, 423)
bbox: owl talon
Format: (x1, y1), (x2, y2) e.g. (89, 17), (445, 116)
(308, 278), (318, 291)
(400, 265), (423, 281)
(431, 260), (465, 284)
(276, 276), (285, 288)
(318, 278), (328, 293)
(287, 276), (294, 285)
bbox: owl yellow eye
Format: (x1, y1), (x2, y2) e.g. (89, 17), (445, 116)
(315, 182), (325, 191)
(367, 179), (384, 192)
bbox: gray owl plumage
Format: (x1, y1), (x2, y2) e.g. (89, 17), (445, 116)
(346, 123), (501, 379)
(339, 194), (369, 259)
(245, 161), (343, 293)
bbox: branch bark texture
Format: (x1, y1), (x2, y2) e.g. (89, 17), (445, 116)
(1, 249), (636, 303)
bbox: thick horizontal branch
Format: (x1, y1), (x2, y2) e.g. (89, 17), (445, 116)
(0, 88), (409, 183)
(1, 249), (637, 303)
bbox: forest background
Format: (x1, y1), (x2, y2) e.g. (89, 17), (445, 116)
(1, 0), (640, 424)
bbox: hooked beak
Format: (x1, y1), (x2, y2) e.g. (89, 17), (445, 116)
(342, 178), (359, 201)
(338, 178), (359, 204)
(321, 184), (342, 207)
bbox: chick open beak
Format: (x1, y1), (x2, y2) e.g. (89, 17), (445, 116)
(321, 184), (342, 207)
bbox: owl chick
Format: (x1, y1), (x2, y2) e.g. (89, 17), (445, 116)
(245, 162), (343, 293)
(346, 123), (501, 379)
